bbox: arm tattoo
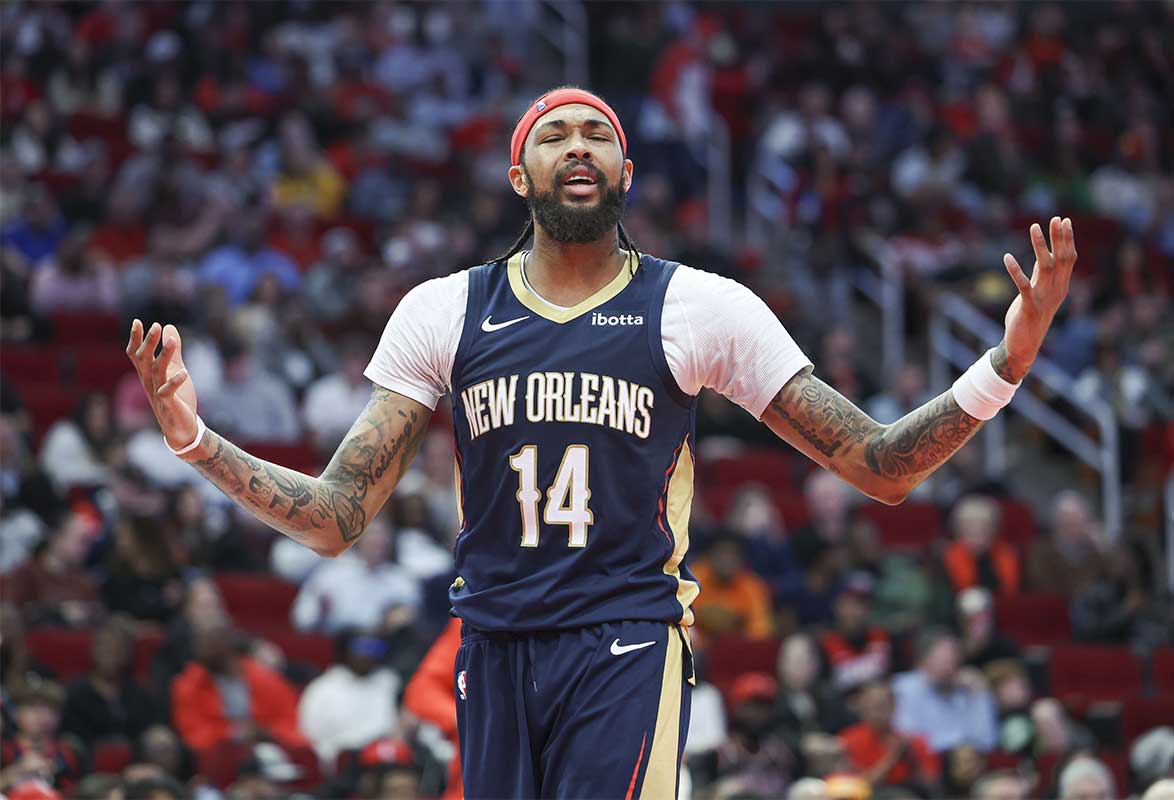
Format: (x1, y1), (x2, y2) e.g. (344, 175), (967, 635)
(188, 387), (429, 549)
(764, 368), (984, 499)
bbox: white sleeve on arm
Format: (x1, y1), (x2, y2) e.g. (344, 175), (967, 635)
(662, 265), (813, 419)
(364, 270), (468, 409)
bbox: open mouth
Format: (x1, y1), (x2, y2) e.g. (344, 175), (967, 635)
(561, 166), (601, 198)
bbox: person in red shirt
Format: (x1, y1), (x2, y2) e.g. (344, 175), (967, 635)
(170, 620), (308, 753)
(691, 534), (775, 642)
(942, 495), (1020, 596)
(838, 680), (939, 795)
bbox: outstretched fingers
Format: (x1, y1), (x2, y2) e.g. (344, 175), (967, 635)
(126, 319), (144, 358)
(151, 335), (178, 386)
(156, 367), (189, 399)
(1003, 253), (1032, 296)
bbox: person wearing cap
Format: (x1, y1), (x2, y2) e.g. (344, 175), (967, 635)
(129, 78), (1079, 797)
(715, 673), (794, 799)
(297, 628), (403, 766)
(820, 572), (891, 691)
(0, 681), (83, 795)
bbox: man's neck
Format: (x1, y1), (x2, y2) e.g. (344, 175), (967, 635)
(525, 228), (628, 308)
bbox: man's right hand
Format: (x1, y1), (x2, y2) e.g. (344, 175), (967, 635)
(126, 320), (201, 451)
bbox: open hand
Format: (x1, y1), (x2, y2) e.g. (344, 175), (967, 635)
(1001, 216), (1077, 379)
(126, 320), (200, 451)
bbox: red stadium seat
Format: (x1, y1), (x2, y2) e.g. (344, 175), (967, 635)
(703, 448), (793, 491)
(1121, 693), (1174, 742)
(133, 628), (164, 684)
(1048, 644), (1142, 706)
(858, 501), (943, 550)
(25, 628), (95, 681)
(69, 346), (135, 393)
(995, 594), (1071, 646)
(50, 311), (124, 345)
(254, 628), (335, 671)
(214, 573), (300, 631)
(997, 497), (1037, 551)
(1154, 648), (1174, 694)
(92, 738), (133, 774)
(1096, 750), (1129, 796)
(703, 635), (781, 697)
(1, 345), (62, 383)
(19, 383), (81, 443)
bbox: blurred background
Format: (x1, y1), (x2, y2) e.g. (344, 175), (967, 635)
(0, 1), (1171, 799)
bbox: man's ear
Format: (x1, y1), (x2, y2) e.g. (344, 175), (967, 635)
(622, 159), (634, 193)
(508, 165), (529, 198)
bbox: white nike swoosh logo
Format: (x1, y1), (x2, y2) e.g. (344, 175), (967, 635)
(481, 315), (530, 332)
(610, 639), (656, 656)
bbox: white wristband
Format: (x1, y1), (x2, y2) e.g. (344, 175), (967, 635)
(164, 415), (207, 456)
(951, 349), (1020, 421)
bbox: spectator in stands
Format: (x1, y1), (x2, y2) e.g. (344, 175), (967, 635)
(1071, 538), (1172, 648)
(0, 603), (56, 726)
(201, 338), (302, 444)
(0, 416), (59, 570)
(385, 471), (455, 583)
(690, 533), (775, 641)
(0, 183), (68, 268)
(170, 619), (308, 752)
(1031, 698), (1094, 757)
(1058, 755), (1115, 800)
(402, 617), (462, 800)
(893, 628), (998, 753)
(942, 495), (1020, 597)
(303, 228), (366, 323)
(4, 511), (102, 627)
(1143, 781), (1174, 800)
(354, 738), (424, 800)
(714, 673), (795, 798)
(729, 484), (798, 602)
(957, 588), (1020, 669)
(1027, 491), (1104, 594)
(60, 616), (160, 748)
(0, 682), (82, 795)
(102, 519), (184, 625)
(268, 113), (346, 219)
(38, 393), (115, 493)
(866, 364), (932, 425)
(971, 770), (1029, 800)
(791, 470), (863, 571)
(301, 338), (374, 455)
(72, 774), (124, 800)
(152, 574), (231, 696)
(942, 744), (987, 799)
(774, 633), (853, 744)
(29, 226), (120, 314)
(134, 724), (196, 787)
(197, 211), (300, 307)
(290, 516), (421, 634)
(298, 630), (403, 766)
(838, 680), (939, 795)
(820, 572), (891, 692)
(984, 659), (1036, 756)
(1132, 728), (1174, 797)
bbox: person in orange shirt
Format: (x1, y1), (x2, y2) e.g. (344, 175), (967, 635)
(838, 680), (939, 794)
(402, 617), (462, 800)
(942, 495), (1020, 596)
(170, 620), (308, 753)
(691, 534), (774, 641)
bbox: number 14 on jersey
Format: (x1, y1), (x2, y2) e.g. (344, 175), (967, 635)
(508, 445), (594, 548)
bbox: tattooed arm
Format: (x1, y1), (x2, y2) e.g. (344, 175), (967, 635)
(126, 320), (430, 556)
(185, 387), (430, 555)
(762, 343), (1018, 504)
(762, 217), (1077, 503)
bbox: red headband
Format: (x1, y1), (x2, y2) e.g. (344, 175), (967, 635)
(510, 88), (627, 167)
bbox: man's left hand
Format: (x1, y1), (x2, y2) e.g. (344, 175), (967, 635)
(1000, 216), (1078, 381)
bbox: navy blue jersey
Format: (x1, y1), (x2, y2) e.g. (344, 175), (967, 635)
(448, 251), (700, 632)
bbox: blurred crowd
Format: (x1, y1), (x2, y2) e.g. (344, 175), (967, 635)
(1, 1), (1172, 799)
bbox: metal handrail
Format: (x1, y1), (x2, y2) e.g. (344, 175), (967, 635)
(929, 293), (1122, 540)
(536, 0), (588, 85)
(706, 111), (732, 251)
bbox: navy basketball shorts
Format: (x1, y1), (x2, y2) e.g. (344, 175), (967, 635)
(454, 619), (694, 799)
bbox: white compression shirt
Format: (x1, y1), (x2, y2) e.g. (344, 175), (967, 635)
(364, 258), (813, 419)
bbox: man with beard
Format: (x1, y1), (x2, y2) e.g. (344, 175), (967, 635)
(127, 86), (1078, 798)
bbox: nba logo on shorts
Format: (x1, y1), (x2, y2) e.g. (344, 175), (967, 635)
(457, 670), (467, 700)
(536, 101), (547, 112)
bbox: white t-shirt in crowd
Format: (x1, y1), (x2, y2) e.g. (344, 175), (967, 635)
(364, 257), (812, 419)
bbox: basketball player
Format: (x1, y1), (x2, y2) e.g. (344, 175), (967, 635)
(127, 87), (1077, 798)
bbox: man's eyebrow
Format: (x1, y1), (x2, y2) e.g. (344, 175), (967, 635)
(532, 118), (614, 136)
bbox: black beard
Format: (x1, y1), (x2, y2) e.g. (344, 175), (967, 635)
(524, 163), (625, 244)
